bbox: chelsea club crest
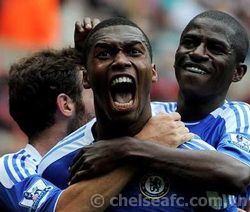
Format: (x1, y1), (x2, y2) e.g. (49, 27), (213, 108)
(140, 173), (170, 199)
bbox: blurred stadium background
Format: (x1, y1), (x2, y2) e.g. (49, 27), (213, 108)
(0, 0), (250, 155)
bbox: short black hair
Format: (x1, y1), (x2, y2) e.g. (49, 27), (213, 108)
(80, 17), (153, 66)
(181, 10), (249, 63)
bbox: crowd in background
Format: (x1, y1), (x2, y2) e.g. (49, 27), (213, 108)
(0, 0), (250, 155)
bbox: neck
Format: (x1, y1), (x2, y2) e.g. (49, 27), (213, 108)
(176, 91), (226, 122)
(93, 104), (152, 140)
(29, 122), (68, 156)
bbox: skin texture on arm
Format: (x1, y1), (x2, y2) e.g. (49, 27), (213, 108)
(57, 166), (135, 212)
(129, 143), (250, 194)
(69, 134), (250, 195)
(56, 113), (192, 211)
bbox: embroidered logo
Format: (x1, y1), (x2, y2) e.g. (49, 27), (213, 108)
(140, 173), (170, 199)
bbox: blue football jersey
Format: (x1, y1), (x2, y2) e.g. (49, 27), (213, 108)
(152, 101), (250, 210)
(0, 144), (62, 212)
(39, 119), (96, 189)
(151, 101), (250, 167)
(38, 101), (244, 211)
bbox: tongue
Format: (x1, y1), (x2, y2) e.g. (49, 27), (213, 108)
(114, 92), (133, 103)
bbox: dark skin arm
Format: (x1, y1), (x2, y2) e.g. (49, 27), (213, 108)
(57, 166), (135, 212)
(71, 133), (250, 194)
(70, 112), (192, 183)
(134, 143), (250, 194)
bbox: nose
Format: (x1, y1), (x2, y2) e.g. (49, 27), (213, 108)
(189, 43), (209, 61)
(111, 51), (131, 70)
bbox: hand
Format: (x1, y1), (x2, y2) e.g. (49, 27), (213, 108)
(136, 112), (193, 147)
(69, 137), (136, 184)
(74, 17), (100, 50)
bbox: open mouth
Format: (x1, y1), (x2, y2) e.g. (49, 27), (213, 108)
(109, 75), (136, 111)
(185, 66), (208, 75)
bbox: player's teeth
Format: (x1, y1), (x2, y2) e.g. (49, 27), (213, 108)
(111, 77), (133, 86)
(114, 100), (133, 108)
(186, 67), (206, 74)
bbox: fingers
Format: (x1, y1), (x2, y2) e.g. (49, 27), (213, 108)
(71, 148), (85, 165)
(168, 112), (181, 120)
(74, 17), (100, 49)
(92, 18), (101, 27)
(75, 21), (84, 32)
(175, 120), (185, 128)
(69, 156), (83, 179)
(83, 17), (92, 29)
(156, 112), (181, 121)
(69, 147), (90, 178)
(69, 157), (92, 182)
(181, 132), (195, 142)
(175, 123), (193, 142)
(74, 18), (92, 33)
(79, 17), (100, 31)
(69, 170), (91, 185)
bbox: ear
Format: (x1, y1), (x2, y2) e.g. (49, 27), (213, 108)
(82, 67), (91, 89)
(232, 63), (247, 82)
(57, 94), (75, 117)
(151, 64), (158, 83)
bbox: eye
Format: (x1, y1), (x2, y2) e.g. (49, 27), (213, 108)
(181, 38), (197, 49)
(207, 43), (227, 55)
(96, 50), (111, 59)
(128, 48), (142, 56)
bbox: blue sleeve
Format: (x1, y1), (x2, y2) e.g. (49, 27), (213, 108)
(178, 134), (216, 150)
(215, 102), (250, 167)
(0, 174), (62, 212)
(217, 133), (250, 167)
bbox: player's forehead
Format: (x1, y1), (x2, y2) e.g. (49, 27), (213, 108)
(91, 25), (147, 47)
(185, 17), (234, 40)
